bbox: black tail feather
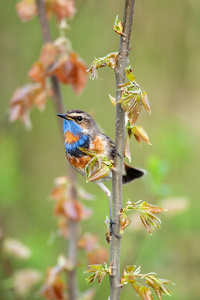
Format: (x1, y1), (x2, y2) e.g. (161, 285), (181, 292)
(122, 162), (145, 184)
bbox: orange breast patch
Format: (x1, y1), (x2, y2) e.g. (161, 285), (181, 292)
(65, 131), (80, 144)
(67, 155), (91, 169)
(90, 136), (104, 154)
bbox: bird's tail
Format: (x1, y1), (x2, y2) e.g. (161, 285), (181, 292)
(122, 162), (145, 184)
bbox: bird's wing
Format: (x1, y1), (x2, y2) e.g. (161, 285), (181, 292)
(100, 133), (122, 159)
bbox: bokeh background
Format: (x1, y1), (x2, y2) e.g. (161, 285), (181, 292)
(1, 0), (200, 299)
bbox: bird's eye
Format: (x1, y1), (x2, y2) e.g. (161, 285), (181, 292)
(77, 116), (83, 122)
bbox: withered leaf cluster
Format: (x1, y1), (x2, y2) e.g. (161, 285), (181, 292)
(16, 0), (76, 22)
(9, 42), (87, 128)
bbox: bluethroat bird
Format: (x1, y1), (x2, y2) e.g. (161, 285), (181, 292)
(58, 110), (145, 237)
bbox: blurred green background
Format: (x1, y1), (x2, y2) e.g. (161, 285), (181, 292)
(1, 0), (200, 299)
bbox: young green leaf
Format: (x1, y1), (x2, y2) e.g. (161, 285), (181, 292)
(122, 199), (167, 234)
(145, 274), (175, 299)
(85, 263), (112, 285)
(131, 125), (151, 145)
(87, 52), (118, 80)
(113, 15), (124, 35)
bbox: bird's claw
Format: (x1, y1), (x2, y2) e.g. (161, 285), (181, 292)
(110, 219), (121, 239)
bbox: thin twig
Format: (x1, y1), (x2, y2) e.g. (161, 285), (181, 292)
(35, 1), (78, 299)
(110, 1), (136, 299)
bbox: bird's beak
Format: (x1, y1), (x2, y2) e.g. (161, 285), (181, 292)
(57, 114), (66, 119)
(57, 114), (74, 121)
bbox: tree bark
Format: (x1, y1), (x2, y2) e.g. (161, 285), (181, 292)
(110, 1), (136, 299)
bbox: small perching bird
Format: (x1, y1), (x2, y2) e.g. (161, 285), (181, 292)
(58, 110), (145, 236)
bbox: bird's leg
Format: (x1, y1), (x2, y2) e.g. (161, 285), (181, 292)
(96, 182), (121, 239)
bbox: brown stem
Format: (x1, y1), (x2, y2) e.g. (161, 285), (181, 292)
(110, 1), (135, 299)
(35, 1), (78, 299)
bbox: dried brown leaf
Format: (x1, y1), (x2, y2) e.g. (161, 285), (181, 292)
(40, 43), (57, 68)
(49, 53), (87, 94)
(41, 271), (65, 300)
(52, 0), (76, 21)
(57, 218), (69, 238)
(16, 0), (37, 22)
(63, 200), (92, 221)
(28, 61), (46, 83)
(87, 247), (108, 265)
(77, 233), (98, 252)
(3, 238), (31, 260)
(9, 83), (51, 127)
(13, 269), (42, 296)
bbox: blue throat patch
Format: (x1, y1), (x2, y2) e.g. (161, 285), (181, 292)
(63, 119), (89, 157)
(63, 119), (82, 136)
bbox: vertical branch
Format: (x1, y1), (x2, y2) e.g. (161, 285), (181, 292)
(35, 1), (78, 299)
(110, 1), (135, 300)
(35, 0), (64, 131)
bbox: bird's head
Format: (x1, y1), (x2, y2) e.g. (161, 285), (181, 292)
(57, 110), (99, 136)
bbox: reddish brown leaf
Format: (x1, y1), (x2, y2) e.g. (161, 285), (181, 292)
(57, 218), (69, 238)
(56, 53), (87, 94)
(9, 82), (51, 127)
(54, 198), (66, 216)
(51, 176), (70, 201)
(52, 0), (76, 21)
(41, 270), (66, 300)
(63, 200), (92, 221)
(47, 53), (87, 94)
(40, 43), (57, 68)
(62, 200), (81, 221)
(34, 86), (53, 110)
(9, 84), (35, 128)
(47, 55), (66, 76)
(77, 233), (99, 252)
(87, 247), (108, 265)
(120, 213), (131, 234)
(128, 100), (142, 125)
(16, 0), (37, 22)
(28, 61), (46, 84)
